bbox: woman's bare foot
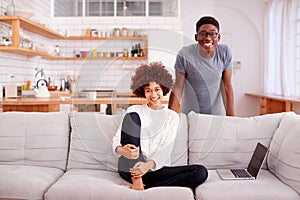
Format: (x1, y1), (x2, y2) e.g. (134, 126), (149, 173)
(131, 177), (145, 190)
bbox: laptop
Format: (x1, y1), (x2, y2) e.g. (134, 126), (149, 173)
(217, 142), (269, 180)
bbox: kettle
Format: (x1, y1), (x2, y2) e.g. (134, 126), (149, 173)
(34, 79), (50, 98)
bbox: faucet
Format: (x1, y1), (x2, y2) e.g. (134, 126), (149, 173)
(35, 68), (45, 79)
(34, 68), (46, 88)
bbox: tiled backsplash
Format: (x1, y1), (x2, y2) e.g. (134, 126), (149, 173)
(0, 0), (181, 92)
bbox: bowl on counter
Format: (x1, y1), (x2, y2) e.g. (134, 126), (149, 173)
(47, 86), (58, 91)
(14, 10), (34, 19)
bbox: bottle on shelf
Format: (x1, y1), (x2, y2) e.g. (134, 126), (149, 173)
(0, 84), (3, 99)
(6, 0), (15, 16)
(130, 45), (135, 57)
(137, 43), (142, 57)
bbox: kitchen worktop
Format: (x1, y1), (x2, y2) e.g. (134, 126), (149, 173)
(245, 92), (300, 115)
(0, 96), (169, 113)
(0, 96), (169, 104)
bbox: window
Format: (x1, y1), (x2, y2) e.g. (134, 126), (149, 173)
(149, 0), (178, 17)
(86, 0), (114, 16)
(53, 0), (178, 17)
(265, 0), (298, 96)
(117, 0), (145, 16)
(297, 1), (300, 95)
(54, 0), (83, 17)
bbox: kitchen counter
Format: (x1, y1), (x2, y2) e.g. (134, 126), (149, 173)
(0, 97), (64, 112)
(0, 97), (169, 113)
(245, 92), (300, 115)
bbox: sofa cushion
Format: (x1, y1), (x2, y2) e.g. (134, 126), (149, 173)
(0, 112), (70, 170)
(196, 170), (300, 200)
(0, 165), (64, 200)
(45, 169), (194, 200)
(67, 112), (188, 172)
(67, 112), (122, 172)
(171, 113), (188, 166)
(268, 112), (300, 195)
(188, 111), (283, 169)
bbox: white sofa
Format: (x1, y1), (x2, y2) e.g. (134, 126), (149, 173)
(0, 111), (299, 200)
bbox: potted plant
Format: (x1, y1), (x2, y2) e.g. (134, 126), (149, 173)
(2, 36), (10, 46)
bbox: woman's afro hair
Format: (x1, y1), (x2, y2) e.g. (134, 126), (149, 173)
(130, 62), (174, 98)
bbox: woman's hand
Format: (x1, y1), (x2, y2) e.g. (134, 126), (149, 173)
(116, 144), (139, 160)
(130, 160), (155, 178)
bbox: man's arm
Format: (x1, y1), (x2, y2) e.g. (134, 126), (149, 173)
(222, 70), (234, 116)
(168, 71), (186, 113)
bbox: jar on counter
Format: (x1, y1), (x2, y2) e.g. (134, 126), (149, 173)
(0, 85), (3, 99)
(123, 49), (129, 57)
(6, 0), (15, 16)
(92, 48), (97, 58)
(54, 45), (60, 56)
(86, 28), (91, 37)
(113, 28), (120, 37)
(91, 28), (98, 37)
(97, 52), (104, 58)
(104, 52), (111, 58)
(127, 29), (134, 37)
(117, 52), (124, 57)
(121, 28), (128, 37)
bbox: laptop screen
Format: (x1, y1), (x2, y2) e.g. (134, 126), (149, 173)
(247, 143), (269, 178)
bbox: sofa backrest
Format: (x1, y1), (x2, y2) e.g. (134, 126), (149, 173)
(0, 112), (70, 170)
(268, 112), (300, 194)
(187, 111), (283, 169)
(67, 112), (188, 172)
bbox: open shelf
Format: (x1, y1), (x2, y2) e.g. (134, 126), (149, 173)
(67, 36), (146, 41)
(0, 46), (63, 59)
(0, 46), (147, 60)
(0, 16), (148, 60)
(0, 16), (66, 39)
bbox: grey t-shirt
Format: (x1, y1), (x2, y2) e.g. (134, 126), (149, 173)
(174, 43), (232, 115)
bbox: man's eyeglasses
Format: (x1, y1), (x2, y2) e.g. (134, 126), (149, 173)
(197, 31), (219, 39)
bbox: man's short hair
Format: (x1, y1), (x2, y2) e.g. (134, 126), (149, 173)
(196, 16), (220, 33)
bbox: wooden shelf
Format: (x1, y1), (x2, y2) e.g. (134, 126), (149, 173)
(0, 16), (66, 39)
(67, 35), (146, 41)
(0, 46), (63, 59)
(64, 56), (147, 61)
(0, 46), (147, 60)
(0, 16), (148, 60)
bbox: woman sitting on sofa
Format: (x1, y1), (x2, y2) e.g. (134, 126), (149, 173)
(112, 62), (208, 191)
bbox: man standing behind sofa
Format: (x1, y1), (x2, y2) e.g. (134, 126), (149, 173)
(169, 16), (234, 116)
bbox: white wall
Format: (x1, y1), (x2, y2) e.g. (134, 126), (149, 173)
(0, 0), (270, 116)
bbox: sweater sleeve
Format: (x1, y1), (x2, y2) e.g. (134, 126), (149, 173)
(150, 111), (180, 170)
(112, 124), (122, 157)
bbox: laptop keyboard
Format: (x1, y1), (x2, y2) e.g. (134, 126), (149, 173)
(230, 169), (252, 178)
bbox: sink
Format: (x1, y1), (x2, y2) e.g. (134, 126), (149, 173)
(79, 89), (115, 98)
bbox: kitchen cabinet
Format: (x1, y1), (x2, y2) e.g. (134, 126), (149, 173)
(245, 93), (300, 115)
(0, 16), (147, 60)
(3, 104), (60, 112)
(0, 97), (169, 114)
